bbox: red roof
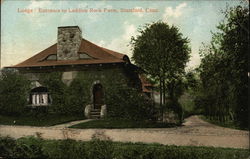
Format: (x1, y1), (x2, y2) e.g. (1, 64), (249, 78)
(8, 38), (126, 68)
(139, 74), (153, 93)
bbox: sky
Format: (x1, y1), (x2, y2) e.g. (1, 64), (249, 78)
(0, 0), (242, 69)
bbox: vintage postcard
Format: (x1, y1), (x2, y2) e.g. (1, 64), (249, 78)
(0, 0), (249, 158)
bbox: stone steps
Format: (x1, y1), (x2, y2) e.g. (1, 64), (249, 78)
(90, 109), (101, 119)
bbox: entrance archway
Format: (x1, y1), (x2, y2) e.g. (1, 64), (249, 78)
(92, 83), (104, 109)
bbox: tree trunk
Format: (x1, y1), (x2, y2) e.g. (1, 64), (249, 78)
(169, 82), (174, 102)
(163, 78), (166, 105)
(159, 77), (162, 108)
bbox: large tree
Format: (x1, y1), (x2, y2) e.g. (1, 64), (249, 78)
(131, 21), (190, 108)
(198, 3), (249, 127)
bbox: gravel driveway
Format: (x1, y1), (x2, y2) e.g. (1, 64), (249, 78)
(0, 115), (248, 149)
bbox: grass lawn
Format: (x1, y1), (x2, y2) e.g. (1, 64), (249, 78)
(70, 119), (180, 129)
(0, 114), (85, 127)
(200, 116), (247, 130)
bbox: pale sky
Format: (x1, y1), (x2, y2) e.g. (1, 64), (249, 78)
(1, 0), (242, 69)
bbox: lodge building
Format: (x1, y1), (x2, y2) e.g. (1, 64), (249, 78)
(6, 26), (152, 118)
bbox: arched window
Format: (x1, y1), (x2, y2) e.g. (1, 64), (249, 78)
(30, 87), (51, 106)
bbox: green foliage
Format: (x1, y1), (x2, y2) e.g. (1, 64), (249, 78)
(38, 70), (154, 121)
(105, 86), (156, 121)
(40, 72), (68, 114)
(131, 21), (190, 78)
(42, 139), (87, 159)
(164, 99), (183, 123)
(85, 139), (114, 159)
(179, 70), (202, 118)
(0, 136), (249, 159)
(201, 116), (247, 130)
(13, 136), (45, 158)
(64, 77), (90, 115)
(131, 21), (191, 110)
(40, 72), (90, 115)
(0, 136), (16, 158)
(0, 67), (154, 119)
(179, 93), (199, 119)
(0, 69), (30, 115)
(197, 4), (249, 128)
(163, 70), (199, 122)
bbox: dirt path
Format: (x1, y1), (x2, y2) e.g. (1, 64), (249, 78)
(0, 116), (248, 149)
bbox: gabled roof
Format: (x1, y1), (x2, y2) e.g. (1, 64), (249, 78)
(8, 38), (127, 68)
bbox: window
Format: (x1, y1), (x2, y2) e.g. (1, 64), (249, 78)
(31, 93), (49, 105)
(30, 87), (51, 106)
(45, 54), (57, 60)
(79, 53), (93, 59)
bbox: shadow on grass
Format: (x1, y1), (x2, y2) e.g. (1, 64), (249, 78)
(200, 116), (248, 131)
(70, 118), (181, 129)
(0, 114), (85, 127)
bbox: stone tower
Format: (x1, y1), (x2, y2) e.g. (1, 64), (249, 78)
(57, 26), (82, 60)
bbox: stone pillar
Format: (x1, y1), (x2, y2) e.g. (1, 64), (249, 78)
(100, 105), (107, 118)
(57, 26), (82, 60)
(84, 104), (91, 118)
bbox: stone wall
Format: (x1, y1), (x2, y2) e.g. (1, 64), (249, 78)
(21, 65), (133, 92)
(19, 64), (141, 112)
(57, 26), (82, 60)
(62, 71), (78, 86)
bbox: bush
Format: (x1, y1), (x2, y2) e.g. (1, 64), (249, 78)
(0, 136), (249, 159)
(0, 136), (16, 158)
(164, 99), (183, 123)
(42, 139), (87, 159)
(13, 136), (45, 158)
(0, 69), (30, 116)
(106, 86), (157, 121)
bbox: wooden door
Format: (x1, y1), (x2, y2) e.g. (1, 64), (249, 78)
(93, 84), (103, 109)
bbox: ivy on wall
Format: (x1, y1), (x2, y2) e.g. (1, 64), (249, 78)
(0, 67), (156, 120)
(0, 70), (31, 116)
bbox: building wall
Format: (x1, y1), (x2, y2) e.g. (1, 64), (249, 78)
(19, 64), (141, 105)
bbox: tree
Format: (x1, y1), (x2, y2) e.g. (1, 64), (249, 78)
(0, 69), (30, 115)
(198, 4), (249, 127)
(131, 21), (190, 111)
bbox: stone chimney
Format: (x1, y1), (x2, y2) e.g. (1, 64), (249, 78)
(57, 26), (82, 60)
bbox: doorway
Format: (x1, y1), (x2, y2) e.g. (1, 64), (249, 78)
(93, 83), (104, 109)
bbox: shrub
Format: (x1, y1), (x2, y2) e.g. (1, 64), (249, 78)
(42, 139), (87, 159)
(106, 86), (156, 121)
(0, 69), (30, 116)
(0, 136), (16, 158)
(164, 99), (183, 123)
(85, 139), (115, 159)
(12, 136), (45, 159)
(0, 136), (249, 159)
